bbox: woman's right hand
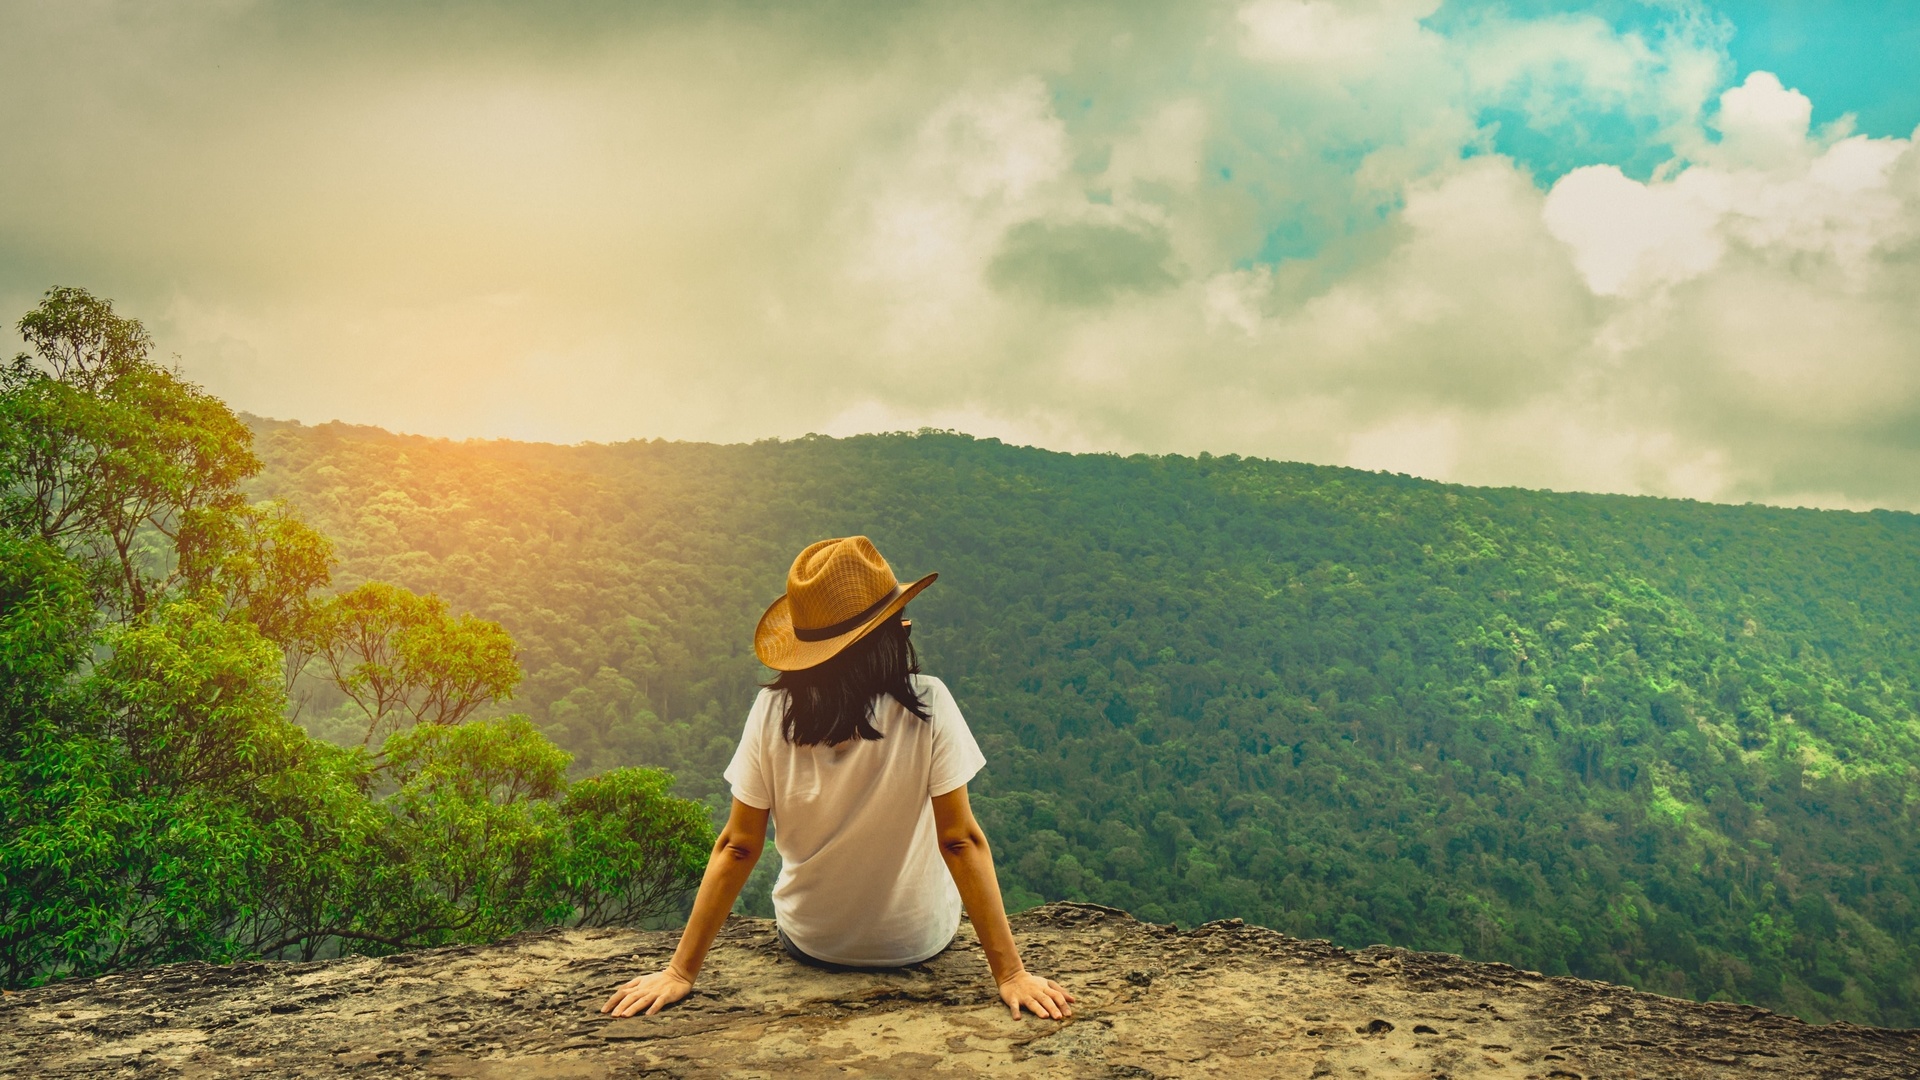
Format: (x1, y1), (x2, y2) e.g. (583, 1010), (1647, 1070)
(997, 970), (1075, 1020)
(602, 967), (693, 1017)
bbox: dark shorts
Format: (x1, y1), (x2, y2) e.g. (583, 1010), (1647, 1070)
(776, 925), (955, 971)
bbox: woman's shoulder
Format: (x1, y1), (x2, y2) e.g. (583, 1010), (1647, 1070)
(909, 673), (959, 713)
(746, 686), (786, 723)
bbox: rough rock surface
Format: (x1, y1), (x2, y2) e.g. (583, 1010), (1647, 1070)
(5, 903), (1916, 1078)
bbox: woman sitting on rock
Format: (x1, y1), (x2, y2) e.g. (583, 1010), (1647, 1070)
(603, 536), (1075, 1021)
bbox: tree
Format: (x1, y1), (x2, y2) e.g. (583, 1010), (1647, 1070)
(1, 587), (306, 981)
(177, 499), (336, 696)
(0, 532), (96, 984)
(313, 582), (522, 744)
(559, 767), (712, 927)
(0, 287), (259, 620)
(377, 716), (572, 943)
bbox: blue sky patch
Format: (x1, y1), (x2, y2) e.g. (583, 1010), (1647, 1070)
(1716, 0), (1920, 137)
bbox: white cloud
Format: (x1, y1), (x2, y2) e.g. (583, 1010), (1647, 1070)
(1203, 267), (1272, 337)
(849, 79), (1071, 347)
(1542, 165), (1723, 296)
(1104, 99), (1209, 196)
(1713, 70), (1812, 167)
(1523, 68), (1920, 499)
(1237, 0), (1439, 64)
(1277, 157), (1593, 406)
(1456, 10), (1726, 156)
(1543, 73), (1914, 300)
(1346, 412), (1460, 477)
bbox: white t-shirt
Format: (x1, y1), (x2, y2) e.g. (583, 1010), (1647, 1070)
(723, 674), (987, 966)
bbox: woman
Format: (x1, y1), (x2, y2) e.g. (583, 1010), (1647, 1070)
(602, 536), (1075, 1021)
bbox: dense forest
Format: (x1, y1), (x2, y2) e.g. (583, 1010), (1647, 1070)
(246, 416), (1920, 1027)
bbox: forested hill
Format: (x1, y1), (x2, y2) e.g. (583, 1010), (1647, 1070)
(246, 417), (1920, 1026)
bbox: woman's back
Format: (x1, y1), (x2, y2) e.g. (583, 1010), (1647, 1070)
(725, 674), (984, 966)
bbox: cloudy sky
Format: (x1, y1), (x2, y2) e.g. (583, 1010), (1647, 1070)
(3, 1), (1918, 509)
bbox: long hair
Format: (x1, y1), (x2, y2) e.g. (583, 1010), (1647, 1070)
(767, 616), (929, 745)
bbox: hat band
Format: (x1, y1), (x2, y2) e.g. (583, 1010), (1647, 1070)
(791, 585), (902, 642)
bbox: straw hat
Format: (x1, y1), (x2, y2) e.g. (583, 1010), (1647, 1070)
(754, 536), (936, 671)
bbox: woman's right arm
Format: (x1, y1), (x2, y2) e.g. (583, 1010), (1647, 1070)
(931, 785), (1075, 1020)
(602, 798), (769, 1017)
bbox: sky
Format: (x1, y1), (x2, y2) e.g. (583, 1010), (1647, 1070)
(2, 2), (1918, 510)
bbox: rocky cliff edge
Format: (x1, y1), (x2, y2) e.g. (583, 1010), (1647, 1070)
(5, 903), (1916, 1078)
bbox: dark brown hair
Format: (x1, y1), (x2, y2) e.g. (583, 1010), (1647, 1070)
(767, 616), (929, 745)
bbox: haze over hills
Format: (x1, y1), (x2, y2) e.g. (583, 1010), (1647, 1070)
(244, 416), (1920, 1027)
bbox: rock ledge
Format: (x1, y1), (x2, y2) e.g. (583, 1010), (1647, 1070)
(5, 903), (1916, 1078)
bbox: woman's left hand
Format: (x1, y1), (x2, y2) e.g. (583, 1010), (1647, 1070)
(602, 968), (693, 1017)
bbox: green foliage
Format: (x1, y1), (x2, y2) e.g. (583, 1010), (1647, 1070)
(0, 533), (90, 715)
(559, 767), (715, 928)
(0, 532), (101, 982)
(2, 592), (305, 980)
(313, 582), (522, 744)
(90, 597), (302, 796)
(247, 422), (1920, 1025)
(176, 498), (335, 691)
(368, 718), (712, 943)
(0, 287), (258, 619)
(0, 289), (712, 986)
(380, 715), (570, 943)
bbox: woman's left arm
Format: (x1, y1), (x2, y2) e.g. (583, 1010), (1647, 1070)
(932, 785), (1075, 1019)
(602, 798), (770, 1017)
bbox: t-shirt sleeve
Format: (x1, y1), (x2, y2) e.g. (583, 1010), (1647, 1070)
(925, 678), (987, 798)
(723, 691), (774, 810)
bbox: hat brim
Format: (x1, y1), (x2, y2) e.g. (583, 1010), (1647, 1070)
(754, 572), (937, 672)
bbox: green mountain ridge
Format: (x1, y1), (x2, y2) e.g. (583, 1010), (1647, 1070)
(244, 415), (1920, 1026)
